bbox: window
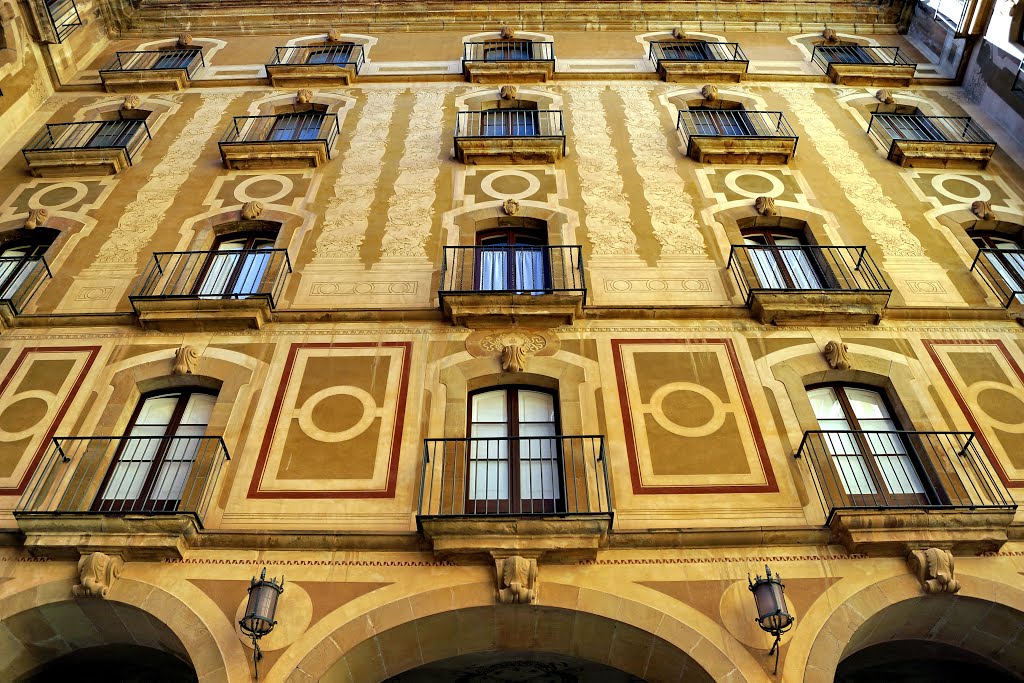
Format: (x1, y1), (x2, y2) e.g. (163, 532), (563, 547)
(808, 385), (936, 507)
(661, 41), (714, 61)
(819, 45), (874, 64)
(476, 227), (549, 292)
(305, 44), (354, 65)
(84, 120), (142, 149)
(153, 49), (198, 70)
(480, 109), (540, 137)
(972, 231), (1024, 298)
(94, 389), (216, 512)
(483, 41), (531, 61)
(467, 387), (562, 513)
(195, 233), (275, 298)
(922, 0), (968, 29)
(268, 112), (325, 142)
(0, 238), (52, 301)
(688, 106), (756, 136)
(742, 229), (829, 290)
(875, 113), (947, 142)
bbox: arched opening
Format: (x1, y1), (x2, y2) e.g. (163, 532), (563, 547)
(0, 227), (59, 304)
(1, 599), (197, 682)
(384, 651), (644, 682)
(832, 596), (1024, 683)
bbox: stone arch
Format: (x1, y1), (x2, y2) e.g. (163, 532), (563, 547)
(455, 85), (563, 112)
(135, 35), (225, 65)
(0, 577), (239, 681)
(933, 205), (1024, 274)
(462, 28), (554, 47)
(174, 206), (308, 256)
(441, 199), (580, 249)
(285, 582), (744, 682)
(797, 573), (1024, 681)
(708, 203), (844, 269)
(284, 31), (377, 62)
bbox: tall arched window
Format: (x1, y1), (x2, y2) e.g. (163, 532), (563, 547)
(741, 227), (827, 290)
(0, 230), (57, 302)
(94, 388), (216, 512)
(467, 386), (562, 514)
(971, 230), (1024, 296)
(195, 231), (276, 298)
(807, 384), (936, 507)
(476, 223), (549, 292)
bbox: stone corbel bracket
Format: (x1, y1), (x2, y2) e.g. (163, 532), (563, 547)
(73, 552), (124, 599)
(908, 547), (961, 594)
(494, 554), (538, 604)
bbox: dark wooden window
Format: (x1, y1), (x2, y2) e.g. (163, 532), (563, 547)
(689, 105), (756, 136)
(741, 228), (829, 290)
(194, 232), (275, 298)
(0, 238), (52, 300)
(268, 112), (325, 141)
(972, 231), (1024, 294)
(475, 227), (549, 292)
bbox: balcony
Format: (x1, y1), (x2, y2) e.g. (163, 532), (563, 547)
(15, 435), (229, 560)
(439, 245), (585, 327)
(0, 256), (52, 331)
(868, 114), (996, 169)
(649, 41), (749, 83)
(971, 248), (1024, 309)
(810, 45), (917, 86)
(218, 112), (340, 170)
(418, 435), (612, 562)
(27, 0), (81, 44)
(677, 110), (798, 164)
(265, 44), (364, 87)
(462, 40), (555, 83)
(99, 48), (205, 93)
(1014, 59), (1023, 93)
(728, 245), (891, 325)
(454, 109), (566, 164)
(22, 118), (151, 177)
(796, 430), (1017, 556)
(130, 248), (292, 330)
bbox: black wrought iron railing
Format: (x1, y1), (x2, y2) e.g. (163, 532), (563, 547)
(100, 49), (205, 77)
(130, 248), (292, 309)
(219, 113), (340, 156)
(868, 114), (994, 148)
(463, 40), (554, 62)
(727, 245), (889, 304)
(810, 45), (916, 72)
(268, 44), (365, 72)
(439, 245), (585, 300)
(649, 40), (747, 68)
(45, 0), (81, 43)
(22, 118), (151, 165)
(455, 109), (566, 151)
(677, 109), (798, 147)
(15, 436), (230, 527)
(0, 256), (52, 315)
(1013, 59), (1024, 94)
(796, 430), (1016, 524)
(971, 248), (1024, 308)
(419, 436), (611, 517)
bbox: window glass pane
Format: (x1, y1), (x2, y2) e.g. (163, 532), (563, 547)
(808, 387), (843, 421)
(845, 388), (891, 420)
(518, 391), (555, 423)
(472, 390), (507, 422)
(179, 393), (215, 428)
(134, 395), (178, 428)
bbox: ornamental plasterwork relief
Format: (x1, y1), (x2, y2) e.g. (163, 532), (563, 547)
(566, 86), (638, 257)
(613, 85), (705, 257)
(96, 94), (237, 264)
(380, 88), (447, 260)
(772, 86), (924, 259)
(314, 88), (402, 260)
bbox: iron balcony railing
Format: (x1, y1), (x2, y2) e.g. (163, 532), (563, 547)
(677, 109), (798, 147)
(45, 0), (81, 42)
(15, 436), (230, 527)
(1013, 59), (1024, 93)
(419, 436), (611, 517)
(649, 40), (747, 68)
(463, 40), (555, 62)
(439, 245), (585, 301)
(130, 248), (292, 309)
(100, 48), (205, 77)
(219, 113), (341, 157)
(810, 45), (916, 72)
(971, 248), (1024, 308)
(727, 245), (890, 304)
(868, 114), (994, 149)
(796, 430), (1016, 524)
(268, 44), (365, 72)
(0, 256), (52, 315)
(455, 109), (566, 153)
(22, 118), (151, 166)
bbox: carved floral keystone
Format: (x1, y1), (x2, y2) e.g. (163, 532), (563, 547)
(822, 28), (839, 43)
(499, 84), (519, 100)
(908, 547), (961, 594)
(241, 201), (264, 220)
(122, 95), (142, 111)
(502, 198), (520, 216)
(296, 88), (315, 104)
(824, 340), (851, 370)
(972, 200), (994, 220)
(326, 28), (345, 43)
(496, 555), (538, 604)
(701, 84), (719, 102)
(173, 345), (201, 375)
(754, 196), (778, 216)
(499, 24), (516, 39)
(73, 552), (124, 599)
(24, 208), (48, 229)
(501, 344), (527, 373)
(875, 89), (895, 104)
(176, 33), (193, 48)
(672, 27), (687, 39)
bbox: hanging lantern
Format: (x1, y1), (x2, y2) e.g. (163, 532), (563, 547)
(239, 568), (284, 679)
(748, 565), (794, 674)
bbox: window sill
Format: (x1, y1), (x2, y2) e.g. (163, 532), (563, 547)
(886, 138), (996, 169)
(656, 59), (747, 83)
(749, 289), (891, 325)
(218, 139), (331, 169)
(100, 67), (193, 93)
(265, 62), (358, 87)
(440, 291), (584, 328)
(463, 59), (554, 83)
(131, 296), (274, 331)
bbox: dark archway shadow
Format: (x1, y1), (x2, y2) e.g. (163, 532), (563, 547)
(384, 650), (644, 683)
(837, 639), (1023, 683)
(19, 643), (197, 683)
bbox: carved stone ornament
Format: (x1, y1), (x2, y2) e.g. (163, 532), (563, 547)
(822, 28), (839, 43)
(499, 84), (519, 100)
(296, 88), (315, 105)
(499, 24), (516, 39)
(908, 548), (961, 595)
(754, 196), (778, 217)
(122, 95), (142, 111)
(502, 198), (520, 216)
(701, 84), (719, 102)
(176, 32), (194, 48)
(326, 28), (344, 43)
(73, 552), (124, 599)
(971, 200), (994, 220)
(173, 345), (201, 375)
(24, 208), (48, 230)
(824, 340), (851, 370)
(672, 27), (687, 39)
(875, 88), (895, 105)
(501, 344), (528, 373)
(241, 201), (264, 220)
(496, 555), (538, 604)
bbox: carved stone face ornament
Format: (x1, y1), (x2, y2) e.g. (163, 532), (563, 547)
(875, 89), (895, 105)
(701, 84), (719, 102)
(499, 24), (516, 40)
(971, 200), (994, 221)
(502, 198), (520, 216)
(176, 32), (194, 48)
(499, 84), (519, 101)
(296, 88), (315, 105)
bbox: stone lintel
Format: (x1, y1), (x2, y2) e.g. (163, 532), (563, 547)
(828, 508), (1016, 557)
(657, 60), (748, 83)
(15, 513), (200, 561)
(132, 297), (273, 330)
(886, 140), (996, 170)
(100, 68), (192, 93)
(825, 62), (917, 87)
(420, 514), (611, 564)
(463, 60), (554, 84)
(455, 136), (565, 164)
(749, 290), (891, 325)
(685, 135), (797, 165)
(266, 63), (358, 87)
(441, 292), (583, 328)
(219, 140), (331, 170)
(23, 148), (134, 177)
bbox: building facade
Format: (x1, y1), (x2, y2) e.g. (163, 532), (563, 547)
(0, 0), (1023, 680)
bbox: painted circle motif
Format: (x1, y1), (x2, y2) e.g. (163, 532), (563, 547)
(724, 170), (785, 199)
(296, 386), (377, 442)
(930, 173), (991, 204)
(647, 382), (727, 438)
(29, 182), (89, 211)
(234, 174), (294, 204)
(480, 170), (542, 201)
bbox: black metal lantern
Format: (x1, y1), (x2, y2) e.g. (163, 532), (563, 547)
(748, 565), (794, 674)
(239, 568), (284, 679)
